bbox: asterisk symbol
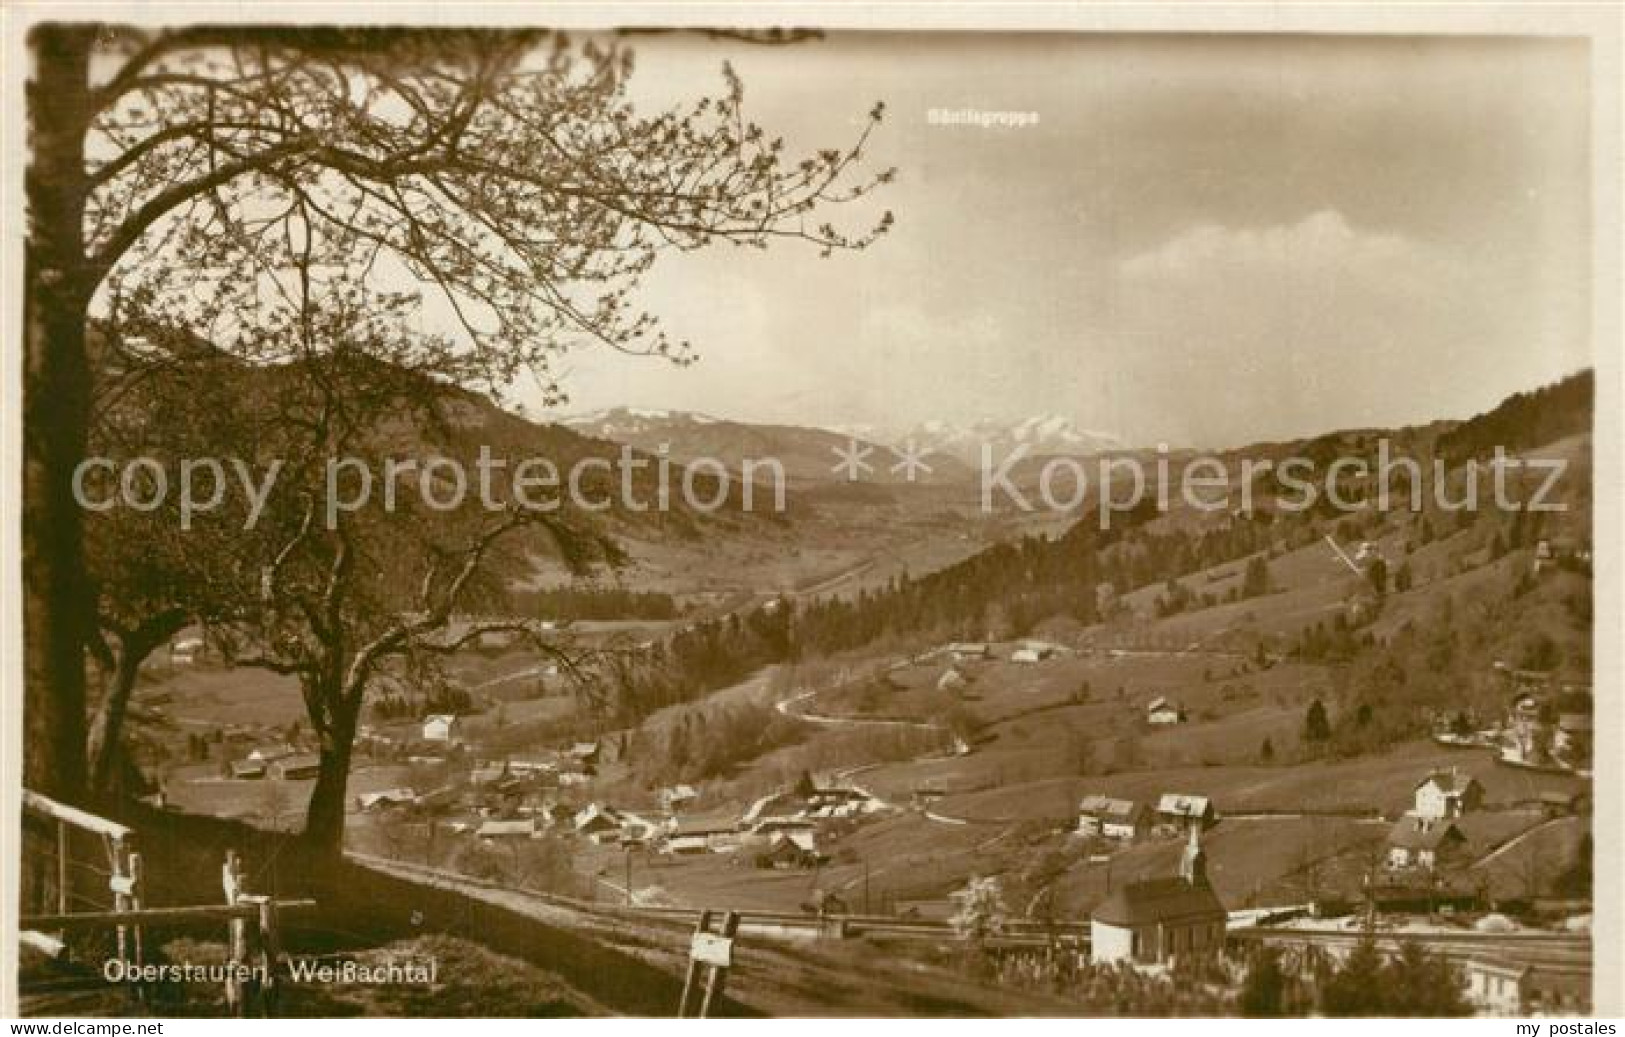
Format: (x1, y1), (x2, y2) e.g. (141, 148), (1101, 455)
(889, 441), (934, 482)
(831, 438), (875, 481)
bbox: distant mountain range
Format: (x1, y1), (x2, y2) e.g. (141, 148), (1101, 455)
(879, 416), (1124, 466)
(562, 407), (1122, 482)
(559, 407), (974, 484)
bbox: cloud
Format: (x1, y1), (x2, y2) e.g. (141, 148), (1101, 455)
(1118, 209), (1420, 283)
(1104, 210), (1489, 446)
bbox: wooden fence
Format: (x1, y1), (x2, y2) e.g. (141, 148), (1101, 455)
(19, 790), (314, 1016)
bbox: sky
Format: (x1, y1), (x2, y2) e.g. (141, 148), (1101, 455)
(530, 32), (1592, 450)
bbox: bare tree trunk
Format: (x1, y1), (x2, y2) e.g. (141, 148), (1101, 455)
(302, 689), (363, 857)
(24, 27), (95, 803)
(85, 644), (141, 795)
(87, 612), (189, 793)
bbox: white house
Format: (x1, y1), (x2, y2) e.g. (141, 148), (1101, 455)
(476, 818), (538, 840)
(660, 784), (699, 810)
(662, 815), (737, 855)
(1156, 793), (1216, 830)
(1386, 815), (1467, 871)
(936, 667), (968, 693)
(248, 743), (297, 764)
(1077, 795), (1149, 841)
(270, 754), (320, 781)
(422, 714), (461, 744)
(1465, 958), (1530, 1015)
(573, 802), (622, 839)
(1413, 768), (1484, 819)
(229, 759), (266, 780)
(357, 787), (417, 811)
(1146, 697), (1185, 725)
(1012, 641), (1060, 664)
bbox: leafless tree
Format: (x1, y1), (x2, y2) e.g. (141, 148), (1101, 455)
(24, 24), (893, 802)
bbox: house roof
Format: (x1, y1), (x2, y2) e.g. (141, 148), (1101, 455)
(1466, 956), (1532, 980)
(360, 787), (416, 808)
(574, 803), (621, 829)
(477, 819), (535, 837)
(751, 816), (815, 833)
(1415, 769), (1481, 795)
(765, 831), (818, 855)
(1157, 793), (1213, 818)
(1146, 697), (1169, 712)
(1558, 714), (1592, 733)
(1079, 795), (1142, 820)
(1092, 877), (1225, 928)
(1388, 816), (1466, 851)
(669, 814), (737, 837)
(275, 754), (321, 771)
(424, 714), (458, 725)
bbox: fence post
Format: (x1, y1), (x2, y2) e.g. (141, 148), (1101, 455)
(223, 850), (247, 1016)
(676, 909), (712, 1017)
(111, 841), (131, 974)
(697, 911), (740, 1018)
(254, 896), (280, 1016)
(55, 821), (69, 915)
(127, 851), (146, 1004)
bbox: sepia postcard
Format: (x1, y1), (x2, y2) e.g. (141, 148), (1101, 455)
(1, 1), (1619, 1023)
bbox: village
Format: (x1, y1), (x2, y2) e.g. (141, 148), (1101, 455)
(125, 608), (1594, 1017)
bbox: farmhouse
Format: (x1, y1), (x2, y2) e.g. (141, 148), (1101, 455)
(1533, 536), (1591, 575)
(1146, 697), (1185, 726)
(912, 788), (947, 809)
(748, 816), (817, 841)
(616, 811), (662, 842)
(1077, 795), (1150, 841)
(357, 787), (417, 811)
(1156, 793), (1216, 830)
(476, 818), (538, 840)
(660, 784), (699, 810)
(758, 831), (821, 869)
(568, 741), (602, 767)
(1412, 768), (1483, 819)
(1539, 790), (1586, 818)
(421, 714), (462, 744)
(1554, 713), (1593, 766)
(248, 743), (297, 764)
(1386, 815), (1467, 871)
(271, 754), (321, 781)
(536, 801), (576, 828)
(1090, 827), (1226, 965)
(1465, 957), (1591, 1015)
(556, 762), (592, 787)
(662, 815), (737, 855)
(229, 759), (266, 780)
(171, 637), (205, 664)
(806, 785), (873, 816)
(1010, 643), (1054, 664)
(946, 642), (991, 661)
(573, 803), (623, 840)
